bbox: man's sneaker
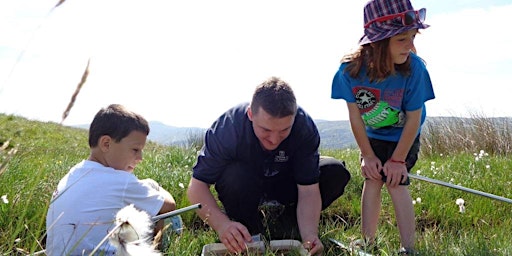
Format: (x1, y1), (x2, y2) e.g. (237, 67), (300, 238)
(258, 200), (285, 222)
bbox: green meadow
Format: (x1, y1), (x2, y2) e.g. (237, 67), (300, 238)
(1, 113), (511, 255)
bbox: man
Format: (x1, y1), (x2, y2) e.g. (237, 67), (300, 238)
(187, 77), (350, 255)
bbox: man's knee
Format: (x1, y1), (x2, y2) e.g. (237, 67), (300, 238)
(319, 156), (351, 209)
(216, 162), (259, 194)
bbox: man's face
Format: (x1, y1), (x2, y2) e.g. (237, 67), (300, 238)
(248, 106), (295, 151)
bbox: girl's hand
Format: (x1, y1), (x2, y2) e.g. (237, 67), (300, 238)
(383, 160), (408, 187)
(361, 155), (382, 181)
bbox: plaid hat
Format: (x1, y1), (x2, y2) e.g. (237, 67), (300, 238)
(359, 0), (429, 45)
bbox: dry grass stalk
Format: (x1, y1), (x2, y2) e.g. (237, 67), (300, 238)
(61, 59), (90, 124)
(421, 116), (512, 157)
(55, 0), (67, 8)
(0, 140), (18, 177)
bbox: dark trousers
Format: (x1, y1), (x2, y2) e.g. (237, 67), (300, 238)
(215, 157), (351, 238)
(368, 136), (421, 185)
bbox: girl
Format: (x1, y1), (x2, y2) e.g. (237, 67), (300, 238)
(331, 0), (435, 254)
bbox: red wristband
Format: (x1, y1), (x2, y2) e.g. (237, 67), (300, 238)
(389, 158), (406, 164)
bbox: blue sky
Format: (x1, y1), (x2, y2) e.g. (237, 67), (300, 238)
(0, 0), (511, 128)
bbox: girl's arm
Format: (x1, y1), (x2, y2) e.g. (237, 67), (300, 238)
(347, 102), (382, 180)
(390, 108), (422, 162)
(383, 108), (422, 186)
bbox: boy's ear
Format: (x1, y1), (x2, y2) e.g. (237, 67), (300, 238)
(98, 135), (112, 152)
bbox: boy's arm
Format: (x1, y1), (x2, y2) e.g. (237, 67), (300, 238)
(141, 178), (176, 213)
(158, 187), (176, 214)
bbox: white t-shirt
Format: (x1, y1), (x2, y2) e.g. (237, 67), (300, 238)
(45, 160), (165, 256)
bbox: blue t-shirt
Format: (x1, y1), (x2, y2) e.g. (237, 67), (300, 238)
(331, 53), (435, 141)
(192, 103), (320, 186)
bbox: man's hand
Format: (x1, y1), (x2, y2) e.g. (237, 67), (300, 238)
(217, 220), (253, 253)
(303, 236), (324, 255)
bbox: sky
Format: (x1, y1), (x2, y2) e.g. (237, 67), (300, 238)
(0, 0), (511, 128)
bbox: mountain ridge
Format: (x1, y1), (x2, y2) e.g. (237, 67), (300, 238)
(72, 120), (356, 149)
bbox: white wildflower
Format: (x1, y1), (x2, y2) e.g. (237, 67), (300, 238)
(485, 165), (490, 169)
(416, 170), (422, 175)
(412, 200), (416, 205)
(456, 198), (465, 213)
(416, 197), (422, 203)
(1, 195), (8, 204)
(179, 182), (185, 189)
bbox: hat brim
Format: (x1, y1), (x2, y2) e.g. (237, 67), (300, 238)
(359, 23), (429, 45)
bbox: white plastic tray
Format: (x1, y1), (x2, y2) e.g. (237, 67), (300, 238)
(201, 239), (308, 255)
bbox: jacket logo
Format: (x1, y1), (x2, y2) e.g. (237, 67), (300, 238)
(274, 151), (288, 162)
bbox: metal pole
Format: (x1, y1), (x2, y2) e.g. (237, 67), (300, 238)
(151, 203), (202, 222)
(328, 238), (374, 256)
(409, 173), (512, 204)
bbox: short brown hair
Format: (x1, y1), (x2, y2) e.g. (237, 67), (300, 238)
(250, 77), (297, 118)
(88, 104), (149, 147)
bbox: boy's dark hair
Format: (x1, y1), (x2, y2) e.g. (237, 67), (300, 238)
(250, 76), (297, 118)
(88, 104), (150, 147)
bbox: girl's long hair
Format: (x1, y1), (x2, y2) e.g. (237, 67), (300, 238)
(342, 38), (412, 82)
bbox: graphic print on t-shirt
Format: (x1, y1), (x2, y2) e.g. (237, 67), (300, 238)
(353, 87), (401, 129)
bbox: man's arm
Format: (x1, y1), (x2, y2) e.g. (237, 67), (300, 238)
(297, 183), (324, 255)
(187, 177), (252, 253)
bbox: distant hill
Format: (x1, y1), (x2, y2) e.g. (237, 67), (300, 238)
(147, 121), (206, 146)
(146, 120), (356, 149)
(33, 116), (512, 150)
(73, 120), (356, 149)
(315, 120), (356, 149)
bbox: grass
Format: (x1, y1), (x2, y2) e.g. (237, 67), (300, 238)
(0, 113), (511, 255)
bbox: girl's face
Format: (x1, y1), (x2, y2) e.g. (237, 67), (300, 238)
(389, 29), (418, 64)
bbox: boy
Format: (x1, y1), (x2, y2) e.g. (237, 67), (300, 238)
(46, 104), (176, 255)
